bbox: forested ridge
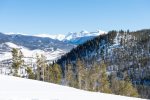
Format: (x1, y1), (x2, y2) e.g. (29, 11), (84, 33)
(57, 29), (150, 99)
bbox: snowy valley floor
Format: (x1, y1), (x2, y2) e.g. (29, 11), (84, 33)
(0, 75), (144, 100)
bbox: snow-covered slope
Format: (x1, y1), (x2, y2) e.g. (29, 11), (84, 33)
(0, 75), (142, 100)
(0, 42), (66, 61)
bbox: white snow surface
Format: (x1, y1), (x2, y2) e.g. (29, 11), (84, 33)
(34, 34), (66, 41)
(5, 42), (20, 48)
(0, 42), (66, 61)
(0, 75), (143, 100)
(64, 30), (106, 40)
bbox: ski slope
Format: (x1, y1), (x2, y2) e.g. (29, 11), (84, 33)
(0, 75), (143, 100)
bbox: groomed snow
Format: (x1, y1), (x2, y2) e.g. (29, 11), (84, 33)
(0, 75), (143, 100)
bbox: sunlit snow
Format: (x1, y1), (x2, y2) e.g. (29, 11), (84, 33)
(0, 75), (143, 100)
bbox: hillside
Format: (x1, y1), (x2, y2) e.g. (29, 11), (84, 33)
(0, 75), (142, 100)
(57, 29), (150, 99)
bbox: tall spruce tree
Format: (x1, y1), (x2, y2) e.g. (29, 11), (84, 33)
(36, 54), (47, 81)
(98, 62), (112, 93)
(11, 48), (24, 77)
(26, 67), (35, 79)
(76, 59), (85, 89)
(52, 63), (62, 84)
(66, 63), (78, 88)
(49, 63), (62, 84)
(110, 74), (138, 97)
(66, 63), (74, 86)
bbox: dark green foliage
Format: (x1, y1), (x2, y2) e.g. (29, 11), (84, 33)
(110, 74), (138, 97)
(98, 62), (112, 93)
(36, 54), (47, 81)
(11, 48), (24, 76)
(49, 63), (62, 84)
(26, 67), (35, 79)
(66, 63), (78, 87)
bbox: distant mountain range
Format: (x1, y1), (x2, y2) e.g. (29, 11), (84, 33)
(0, 30), (105, 61)
(5, 30), (106, 44)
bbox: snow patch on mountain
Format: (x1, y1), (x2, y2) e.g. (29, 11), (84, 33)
(5, 32), (29, 36)
(5, 42), (20, 48)
(34, 34), (65, 41)
(64, 30), (106, 41)
(0, 75), (142, 100)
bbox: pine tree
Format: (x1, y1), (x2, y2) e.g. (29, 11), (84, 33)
(98, 62), (112, 93)
(44, 66), (50, 82)
(26, 67), (35, 79)
(49, 64), (55, 82)
(49, 64), (62, 84)
(36, 54), (47, 81)
(11, 48), (24, 77)
(121, 81), (139, 97)
(76, 59), (85, 89)
(53, 63), (62, 84)
(66, 63), (74, 86)
(88, 64), (99, 91)
(65, 63), (78, 88)
(110, 74), (138, 97)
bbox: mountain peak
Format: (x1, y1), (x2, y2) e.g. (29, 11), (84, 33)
(4, 29), (106, 42)
(34, 34), (65, 41)
(64, 29), (106, 41)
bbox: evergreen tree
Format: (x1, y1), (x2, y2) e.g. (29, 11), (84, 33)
(11, 48), (24, 76)
(49, 63), (62, 84)
(110, 75), (138, 97)
(98, 62), (112, 93)
(66, 63), (74, 87)
(76, 59), (85, 89)
(36, 54), (47, 81)
(49, 64), (55, 83)
(88, 63), (99, 91)
(53, 63), (62, 84)
(26, 67), (35, 79)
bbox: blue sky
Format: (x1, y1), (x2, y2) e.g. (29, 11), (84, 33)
(0, 0), (150, 34)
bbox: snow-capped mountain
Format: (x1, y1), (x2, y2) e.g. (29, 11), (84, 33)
(64, 30), (106, 41)
(0, 75), (141, 100)
(0, 32), (74, 51)
(32, 30), (106, 44)
(0, 32), (74, 62)
(0, 29), (106, 61)
(34, 34), (65, 41)
(4, 29), (106, 45)
(33, 30), (106, 41)
(63, 30), (106, 44)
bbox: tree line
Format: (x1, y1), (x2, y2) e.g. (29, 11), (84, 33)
(11, 48), (138, 98)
